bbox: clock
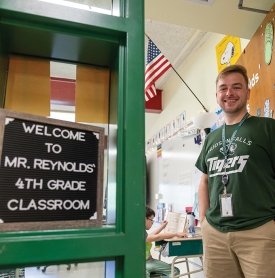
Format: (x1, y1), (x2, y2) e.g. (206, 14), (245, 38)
(264, 22), (273, 65)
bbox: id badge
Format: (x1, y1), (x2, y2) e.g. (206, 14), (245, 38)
(220, 194), (233, 217)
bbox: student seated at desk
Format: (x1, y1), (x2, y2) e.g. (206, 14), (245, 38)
(146, 206), (186, 278)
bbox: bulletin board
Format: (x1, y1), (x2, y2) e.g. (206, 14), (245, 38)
(237, 4), (275, 118)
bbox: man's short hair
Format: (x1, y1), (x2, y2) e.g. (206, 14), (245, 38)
(216, 64), (249, 87)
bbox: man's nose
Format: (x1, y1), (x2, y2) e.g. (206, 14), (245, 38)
(226, 87), (234, 95)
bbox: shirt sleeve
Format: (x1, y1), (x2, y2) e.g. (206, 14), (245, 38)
(195, 139), (208, 174)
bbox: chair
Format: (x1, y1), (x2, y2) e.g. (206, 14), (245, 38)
(171, 255), (203, 278)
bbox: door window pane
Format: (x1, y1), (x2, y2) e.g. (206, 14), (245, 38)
(37, 0), (119, 16)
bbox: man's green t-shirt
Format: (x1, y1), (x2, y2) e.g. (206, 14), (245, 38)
(195, 116), (275, 232)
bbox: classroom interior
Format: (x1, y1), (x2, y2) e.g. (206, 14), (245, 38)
(0, 0), (274, 277)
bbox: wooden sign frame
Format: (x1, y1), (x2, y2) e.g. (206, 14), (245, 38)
(0, 109), (104, 231)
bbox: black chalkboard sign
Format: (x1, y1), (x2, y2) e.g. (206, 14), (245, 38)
(0, 109), (104, 231)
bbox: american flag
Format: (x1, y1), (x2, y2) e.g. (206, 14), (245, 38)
(145, 39), (172, 101)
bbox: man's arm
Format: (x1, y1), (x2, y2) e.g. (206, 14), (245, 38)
(198, 173), (209, 221)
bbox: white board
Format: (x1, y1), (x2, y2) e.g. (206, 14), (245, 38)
(158, 135), (202, 214)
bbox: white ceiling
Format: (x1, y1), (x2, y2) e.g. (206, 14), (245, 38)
(145, 0), (275, 88)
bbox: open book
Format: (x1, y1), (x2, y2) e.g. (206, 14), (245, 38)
(163, 211), (187, 233)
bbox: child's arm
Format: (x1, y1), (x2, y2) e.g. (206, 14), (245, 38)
(147, 221), (186, 242)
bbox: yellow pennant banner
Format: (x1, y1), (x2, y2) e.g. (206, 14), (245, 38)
(216, 35), (242, 72)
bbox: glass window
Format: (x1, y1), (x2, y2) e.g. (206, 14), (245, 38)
(0, 261), (115, 278)
(4, 57), (117, 228)
(49, 61), (117, 225)
(37, 0), (120, 16)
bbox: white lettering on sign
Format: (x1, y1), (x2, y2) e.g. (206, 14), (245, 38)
(4, 156), (28, 168)
(45, 143), (62, 154)
(4, 157), (96, 173)
(33, 159), (96, 173)
(14, 178), (87, 191)
(15, 178), (43, 190)
(7, 199), (90, 211)
(47, 180), (86, 191)
(22, 123), (86, 141)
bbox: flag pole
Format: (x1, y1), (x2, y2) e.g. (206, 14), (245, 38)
(145, 33), (209, 113)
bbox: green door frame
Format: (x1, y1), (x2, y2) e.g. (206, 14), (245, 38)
(0, 1), (145, 277)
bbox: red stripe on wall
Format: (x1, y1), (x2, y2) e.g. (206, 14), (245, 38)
(50, 77), (75, 106)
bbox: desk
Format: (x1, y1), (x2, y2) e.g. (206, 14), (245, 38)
(156, 236), (203, 278)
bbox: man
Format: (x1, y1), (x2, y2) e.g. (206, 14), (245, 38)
(145, 206), (185, 278)
(195, 64), (275, 278)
